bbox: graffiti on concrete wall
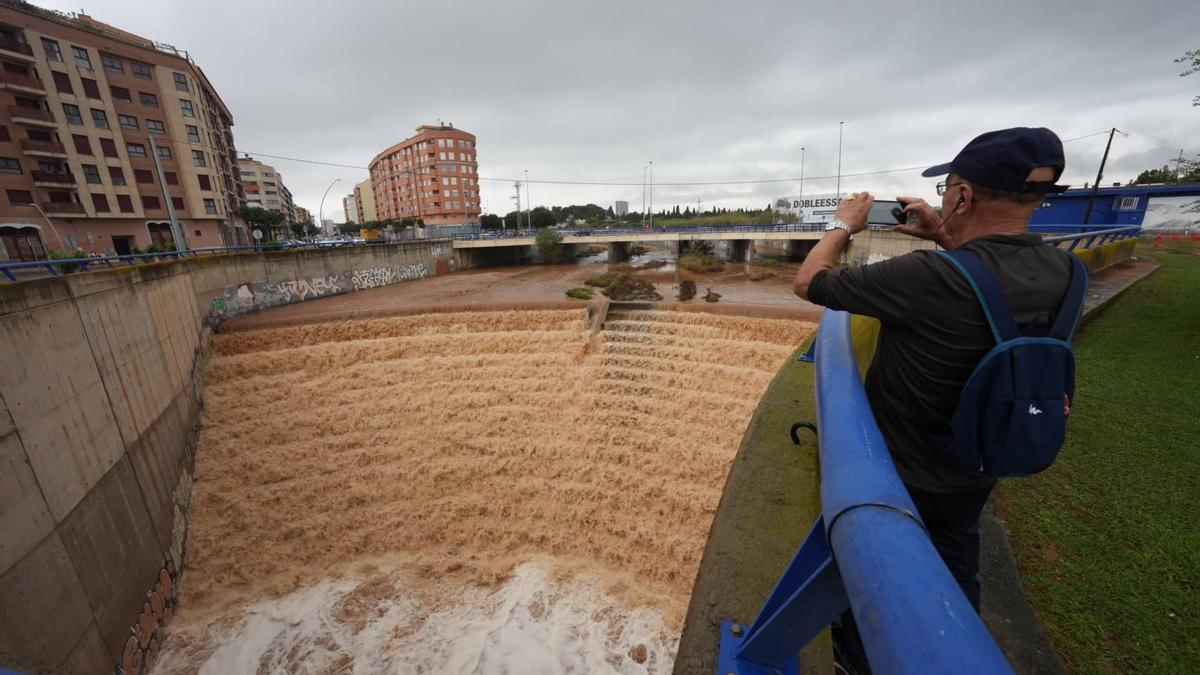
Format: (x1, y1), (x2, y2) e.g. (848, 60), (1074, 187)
(119, 556), (179, 675)
(265, 274), (349, 303)
(350, 263), (427, 291)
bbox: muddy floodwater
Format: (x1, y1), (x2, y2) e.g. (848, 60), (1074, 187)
(153, 264), (816, 673)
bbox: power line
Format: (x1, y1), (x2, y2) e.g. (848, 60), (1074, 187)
(241, 149), (931, 187)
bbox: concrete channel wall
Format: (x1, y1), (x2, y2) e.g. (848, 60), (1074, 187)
(0, 240), (451, 673)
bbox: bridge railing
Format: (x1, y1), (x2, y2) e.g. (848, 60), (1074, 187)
(716, 310), (1013, 675)
(1037, 225), (1141, 251)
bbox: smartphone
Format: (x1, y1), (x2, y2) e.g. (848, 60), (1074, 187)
(867, 200), (908, 226)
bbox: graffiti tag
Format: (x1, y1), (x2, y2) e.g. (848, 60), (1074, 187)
(350, 263), (427, 291)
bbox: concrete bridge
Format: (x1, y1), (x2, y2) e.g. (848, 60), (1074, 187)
(450, 225), (930, 267)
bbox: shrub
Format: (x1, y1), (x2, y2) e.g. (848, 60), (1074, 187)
(678, 279), (697, 300)
(566, 287), (593, 300)
(678, 253), (724, 274)
(758, 257), (783, 269)
(47, 248), (87, 274)
(602, 272), (662, 301)
(535, 227), (563, 263)
(585, 271), (617, 288)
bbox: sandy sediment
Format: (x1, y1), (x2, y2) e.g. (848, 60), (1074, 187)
(163, 307), (814, 672)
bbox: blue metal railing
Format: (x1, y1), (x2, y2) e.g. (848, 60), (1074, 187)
(0, 236), (443, 281)
(717, 311), (1013, 675)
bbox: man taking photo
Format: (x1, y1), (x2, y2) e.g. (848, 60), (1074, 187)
(793, 127), (1080, 672)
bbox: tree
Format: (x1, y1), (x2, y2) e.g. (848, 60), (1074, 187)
(529, 206), (556, 229)
(335, 222), (360, 235)
(1134, 160), (1200, 185)
(504, 210), (521, 229)
(1178, 48), (1200, 106)
(480, 213), (503, 230)
(606, 205), (615, 219)
(535, 227), (563, 263)
(237, 206), (286, 239)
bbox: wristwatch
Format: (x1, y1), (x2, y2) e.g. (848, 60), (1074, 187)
(825, 219), (853, 235)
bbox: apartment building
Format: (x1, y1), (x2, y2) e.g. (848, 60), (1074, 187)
(354, 177), (376, 223)
(342, 193), (358, 224)
(237, 155), (294, 224)
(0, 0), (244, 261)
(368, 122), (480, 227)
(294, 204), (311, 223)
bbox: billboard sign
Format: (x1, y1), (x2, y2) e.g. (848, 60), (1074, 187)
(776, 193), (842, 223)
(1142, 195), (1200, 231)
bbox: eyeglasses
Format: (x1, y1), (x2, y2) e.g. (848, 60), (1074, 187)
(936, 181), (966, 196)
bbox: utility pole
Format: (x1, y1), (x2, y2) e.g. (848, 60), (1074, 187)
(836, 122), (844, 200)
(524, 169), (531, 226)
(148, 135), (187, 250)
(1175, 149), (1186, 180)
(798, 146), (806, 223)
(642, 165), (648, 230)
(648, 160), (654, 229)
(513, 181), (522, 231)
(1083, 127), (1118, 225)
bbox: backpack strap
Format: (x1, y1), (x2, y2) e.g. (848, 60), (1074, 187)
(1047, 254), (1089, 341)
(937, 249), (1019, 343)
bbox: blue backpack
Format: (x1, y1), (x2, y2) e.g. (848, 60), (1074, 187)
(935, 249), (1089, 477)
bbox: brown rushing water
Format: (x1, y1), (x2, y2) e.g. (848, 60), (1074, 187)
(154, 308), (814, 673)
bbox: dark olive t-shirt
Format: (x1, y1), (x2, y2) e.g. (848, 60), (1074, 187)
(808, 234), (1075, 493)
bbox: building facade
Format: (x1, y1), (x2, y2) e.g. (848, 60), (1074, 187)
(294, 204), (310, 224)
(237, 155), (294, 224)
(368, 122), (480, 227)
(354, 177), (376, 223)
(0, 0), (244, 261)
(614, 200), (628, 216)
(342, 193), (358, 224)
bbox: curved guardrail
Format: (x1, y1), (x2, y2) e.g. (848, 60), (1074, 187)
(716, 310), (1012, 675)
(1039, 225), (1140, 251)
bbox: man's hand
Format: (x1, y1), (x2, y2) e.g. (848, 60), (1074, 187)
(894, 195), (952, 248)
(834, 192), (873, 234)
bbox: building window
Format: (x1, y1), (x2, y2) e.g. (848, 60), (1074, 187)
(62, 103), (83, 125)
(192, 150), (206, 167)
(131, 61), (152, 79)
(100, 137), (118, 158)
(179, 99), (195, 117)
(116, 194), (134, 212)
(1115, 196), (1141, 211)
(80, 77), (101, 99)
(72, 134), (92, 155)
(173, 72), (188, 91)
(101, 53), (123, 73)
(118, 114), (138, 130)
(71, 46), (92, 70)
(51, 70), (72, 94)
(134, 168), (154, 183)
(81, 164), (101, 184)
(171, 196), (184, 210)
(127, 143), (146, 158)
(139, 92), (158, 107)
(185, 124), (200, 143)
(241, 170), (256, 176)
(0, 157), (21, 174)
(198, 174), (211, 190)
(164, 171), (178, 185)
(155, 145), (171, 159)
(109, 166), (126, 185)
(41, 37), (62, 61)
(203, 198), (216, 214)
(0, 125), (8, 142)
(6, 189), (33, 205)
(90, 108), (109, 129)
(110, 85), (132, 102)
(91, 193), (109, 212)
(147, 119), (165, 134)
(141, 195), (161, 210)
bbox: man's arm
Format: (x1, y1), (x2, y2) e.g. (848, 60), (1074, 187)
(793, 192), (873, 302)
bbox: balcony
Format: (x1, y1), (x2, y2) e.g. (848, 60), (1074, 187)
(42, 201), (85, 214)
(0, 70), (45, 95)
(0, 36), (35, 61)
(31, 170), (76, 186)
(19, 139), (67, 157)
(7, 104), (55, 127)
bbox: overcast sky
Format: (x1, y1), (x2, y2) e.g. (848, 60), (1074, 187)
(40, 0), (1200, 220)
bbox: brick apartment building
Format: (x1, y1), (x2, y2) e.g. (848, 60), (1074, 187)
(368, 122), (480, 227)
(0, 0), (244, 261)
(354, 177), (376, 223)
(237, 155), (294, 225)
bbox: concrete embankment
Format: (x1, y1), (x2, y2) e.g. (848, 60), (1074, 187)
(0, 240), (450, 673)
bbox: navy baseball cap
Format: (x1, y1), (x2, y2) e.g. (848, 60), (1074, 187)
(922, 127), (1069, 194)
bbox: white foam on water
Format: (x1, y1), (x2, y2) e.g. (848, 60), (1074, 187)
(153, 563), (676, 674)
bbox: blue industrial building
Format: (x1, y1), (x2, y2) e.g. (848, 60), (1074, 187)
(1030, 182), (1200, 232)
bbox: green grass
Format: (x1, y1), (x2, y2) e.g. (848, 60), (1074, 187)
(565, 287), (593, 300)
(999, 250), (1200, 673)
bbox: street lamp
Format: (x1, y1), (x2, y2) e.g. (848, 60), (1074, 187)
(318, 178), (341, 237)
(20, 201), (64, 250)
